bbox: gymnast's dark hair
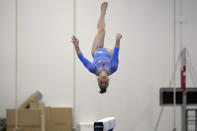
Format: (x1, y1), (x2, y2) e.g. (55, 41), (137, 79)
(99, 88), (107, 94)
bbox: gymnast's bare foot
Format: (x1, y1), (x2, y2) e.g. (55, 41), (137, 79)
(101, 2), (108, 15)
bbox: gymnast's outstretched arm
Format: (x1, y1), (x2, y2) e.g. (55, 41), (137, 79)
(111, 33), (122, 72)
(72, 35), (94, 73)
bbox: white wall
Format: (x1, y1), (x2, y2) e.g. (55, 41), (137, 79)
(0, 0), (16, 116)
(0, 0), (197, 131)
(16, 0), (73, 107)
(0, 0), (74, 114)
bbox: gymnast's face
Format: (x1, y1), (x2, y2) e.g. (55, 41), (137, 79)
(98, 71), (109, 89)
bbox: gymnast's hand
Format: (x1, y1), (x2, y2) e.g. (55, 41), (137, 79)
(115, 33), (122, 48)
(116, 33), (122, 41)
(72, 35), (79, 47)
(72, 35), (81, 54)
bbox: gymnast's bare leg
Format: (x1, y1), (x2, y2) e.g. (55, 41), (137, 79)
(91, 2), (108, 56)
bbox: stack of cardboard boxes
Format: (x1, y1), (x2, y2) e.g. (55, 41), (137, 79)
(7, 91), (72, 131)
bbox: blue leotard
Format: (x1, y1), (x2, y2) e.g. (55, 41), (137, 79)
(77, 48), (119, 76)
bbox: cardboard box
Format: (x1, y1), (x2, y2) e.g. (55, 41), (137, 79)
(7, 109), (41, 126)
(28, 102), (39, 109)
(45, 107), (72, 131)
(7, 107), (72, 131)
(7, 127), (41, 131)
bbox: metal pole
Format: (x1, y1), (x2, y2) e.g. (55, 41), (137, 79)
(72, 0), (77, 130)
(173, 0), (177, 129)
(182, 93), (187, 131)
(195, 110), (197, 131)
(181, 48), (187, 131)
(15, 0), (19, 130)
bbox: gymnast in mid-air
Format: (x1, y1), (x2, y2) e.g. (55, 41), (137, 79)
(72, 2), (122, 94)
